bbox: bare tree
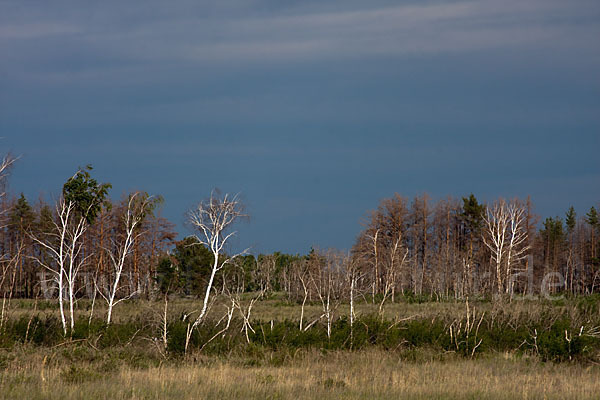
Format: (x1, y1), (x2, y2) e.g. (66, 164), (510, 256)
(255, 254), (277, 294)
(310, 249), (345, 339)
(293, 259), (311, 331)
(369, 229), (380, 301)
(411, 194), (431, 295)
(353, 193), (409, 299)
(378, 234), (408, 316)
(98, 192), (155, 324)
(344, 253), (366, 348)
(31, 199), (89, 335)
(504, 201), (530, 295)
(184, 190), (247, 353)
(228, 287), (264, 343)
(483, 199), (530, 296)
(0, 152), (17, 330)
(31, 167), (110, 335)
(483, 200), (509, 295)
(0, 241), (23, 332)
(0, 153), (17, 203)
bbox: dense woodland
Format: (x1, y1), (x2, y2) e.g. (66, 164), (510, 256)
(1, 154), (599, 310)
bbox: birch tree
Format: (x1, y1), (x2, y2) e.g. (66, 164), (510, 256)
(294, 259), (311, 331)
(310, 249), (344, 339)
(344, 254), (365, 348)
(227, 286), (264, 343)
(184, 190), (247, 353)
(0, 152), (17, 323)
(99, 192), (156, 324)
(483, 200), (509, 295)
(31, 166), (110, 335)
(369, 229), (380, 301)
(378, 234), (408, 316)
(32, 199), (85, 335)
(483, 199), (529, 296)
(504, 202), (530, 295)
(0, 153), (16, 202)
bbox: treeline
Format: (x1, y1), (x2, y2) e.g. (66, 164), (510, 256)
(163, 194), (600, 310)
(0, 191), (176, 299)
(0, 156), (599, 311)
(351, 194), (600, 299)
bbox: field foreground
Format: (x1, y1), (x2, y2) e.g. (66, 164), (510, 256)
(1, 349), (599, 400)
(2, 297), (600, 399)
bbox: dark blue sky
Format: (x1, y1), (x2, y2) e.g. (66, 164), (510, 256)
(1, 0), (599, 254)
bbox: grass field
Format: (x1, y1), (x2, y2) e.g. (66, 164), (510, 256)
(6, 292), (596, 325)
(1, 295), (600, 399)
(2, 347), (600, 399)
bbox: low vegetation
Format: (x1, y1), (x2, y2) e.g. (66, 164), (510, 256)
(3, 348), (600, 400)
(1, 296), (600, 399)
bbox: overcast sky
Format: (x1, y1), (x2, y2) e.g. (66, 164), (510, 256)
(1, 0), (599, 254)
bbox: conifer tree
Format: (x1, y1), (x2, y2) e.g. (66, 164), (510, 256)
(565, 206), (576, 235)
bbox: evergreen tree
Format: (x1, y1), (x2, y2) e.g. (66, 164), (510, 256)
(460, 194), (485, 235)
(62, 165), (111, 224)
(155, 256), (180, 294)
(460, 194), (485, 255)
(587, 207), (599, 227)
(9, 194), (35, 236)
(171, 236), (214, 296)
(565, 206), (576, 235)
(541, 217), (565, 245)
(37, 204), (55, 236)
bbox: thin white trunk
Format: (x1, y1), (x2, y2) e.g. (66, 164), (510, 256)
(200, 252), (220, 322)
(184, 191), (247, 354)
(349, 275), (355, 347)
(299, 273), (308, 331)
(102, 193), (149, 325)
(162, 294), (169, 351)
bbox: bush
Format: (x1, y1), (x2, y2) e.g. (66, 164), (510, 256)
(61, 365), (101, 384)
(0, 315), (63, 346)
(1, 302), (600, 363)
(534, 318), (599, 361)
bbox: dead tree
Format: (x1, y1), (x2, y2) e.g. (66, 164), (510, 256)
(0, 152), (17, 330)
(378, 234), (408, 316)
(228, 287), (264, 343)
(483, 199), (529, 296)
(369, 229), (380, 301)
(99, 192), (154, 324)
(32, 167), (110, 335)
(293, 259), (311, 331)
(483, 200), (509, 295)
(311, 250), (344, 339)
(184, 190), (247, 354)
(344, 253), (366, 348)
(31, 198), (89, 335)
(0, 153), (16, 203)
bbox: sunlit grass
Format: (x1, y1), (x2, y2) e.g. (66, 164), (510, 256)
(6, 293), (588, 325)
(2, 295), (599, 399)
(1, 348), (598, 399)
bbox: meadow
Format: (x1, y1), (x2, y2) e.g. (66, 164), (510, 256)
(1, 295), (600, 399)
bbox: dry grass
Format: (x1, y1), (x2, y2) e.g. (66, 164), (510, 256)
(7, 294), (589, 326)
(2, 297), (599, 399)
(1, 349), (598, 399)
